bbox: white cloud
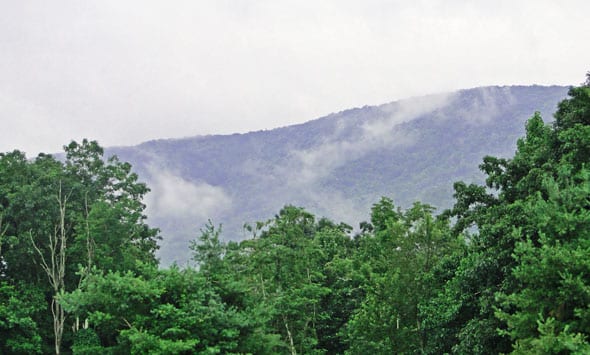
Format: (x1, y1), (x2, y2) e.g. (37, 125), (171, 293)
(235, 91), (457, 230)
(145, 169), (232, 221)
(139, 167), (231, 265)
(455, 86), (517, 123)
(287, 92), (455, 185)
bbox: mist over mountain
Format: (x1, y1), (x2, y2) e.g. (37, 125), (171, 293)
(108, 85), (569, 265)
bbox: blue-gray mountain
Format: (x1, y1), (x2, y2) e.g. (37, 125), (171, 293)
(108, 85), (569, 265)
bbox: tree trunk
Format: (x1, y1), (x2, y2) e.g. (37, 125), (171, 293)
(284, 318), (297, 355)
(30, 184), (69, 354)
(0, 212), (7, 257)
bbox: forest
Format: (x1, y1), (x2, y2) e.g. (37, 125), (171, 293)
(0, 76), (589, 354)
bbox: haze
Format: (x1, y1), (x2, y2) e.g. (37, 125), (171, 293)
(2, 0), (589, 155)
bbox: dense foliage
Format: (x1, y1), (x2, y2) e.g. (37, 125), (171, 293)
(0, 140), (159, 353)
(0, 76), (589, 353)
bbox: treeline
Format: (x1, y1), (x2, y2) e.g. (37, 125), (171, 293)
(1, 76), (589, 354)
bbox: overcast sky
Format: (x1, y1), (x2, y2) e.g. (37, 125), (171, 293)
(2, 0), (589, 156)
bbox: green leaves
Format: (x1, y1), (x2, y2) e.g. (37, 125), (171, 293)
(62, 265), (246, 354)
(0, 282), (44, 354)
(426, 76), (590, 354)
(0, 140), (161, 352)
(345, 199), (459, 354)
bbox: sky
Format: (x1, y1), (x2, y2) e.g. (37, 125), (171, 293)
(2, 0), (589, 156)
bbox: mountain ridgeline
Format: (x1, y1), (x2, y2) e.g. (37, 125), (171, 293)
(109, 85), (569, 264)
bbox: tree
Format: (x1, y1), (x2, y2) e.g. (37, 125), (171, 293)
(29, 184), (69, 354)
(62, 261), (269, 354)
(239, 206), (331, 354)
(0, 140), (159, 353)
(494, 80), (590, 352)
(345, 199), (460, 354)
(422, 76), (590, 354)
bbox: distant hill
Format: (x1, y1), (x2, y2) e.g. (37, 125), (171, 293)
(108, 85), (570, 265)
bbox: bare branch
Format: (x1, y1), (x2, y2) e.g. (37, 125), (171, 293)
(31, 181), (70, 354)
(29, 231), (54, 286)
(0, 212), (8, 257)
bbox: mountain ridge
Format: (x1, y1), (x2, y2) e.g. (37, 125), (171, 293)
(107, 85), (570, 264)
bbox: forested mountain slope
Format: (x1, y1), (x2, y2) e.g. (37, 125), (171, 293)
(109, 85), (569, 264)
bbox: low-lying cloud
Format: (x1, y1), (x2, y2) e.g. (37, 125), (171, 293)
(143, 168), (233, 265)
(145, 169), (232, 221)
(287, 92), (455, 185)
(455, 86), (517, 123)
(240, 92), (460, 230)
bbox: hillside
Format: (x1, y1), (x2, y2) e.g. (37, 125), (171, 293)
(108, 85), (569, 264)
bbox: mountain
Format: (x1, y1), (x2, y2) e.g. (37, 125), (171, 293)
(108, 85), (569, 265)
